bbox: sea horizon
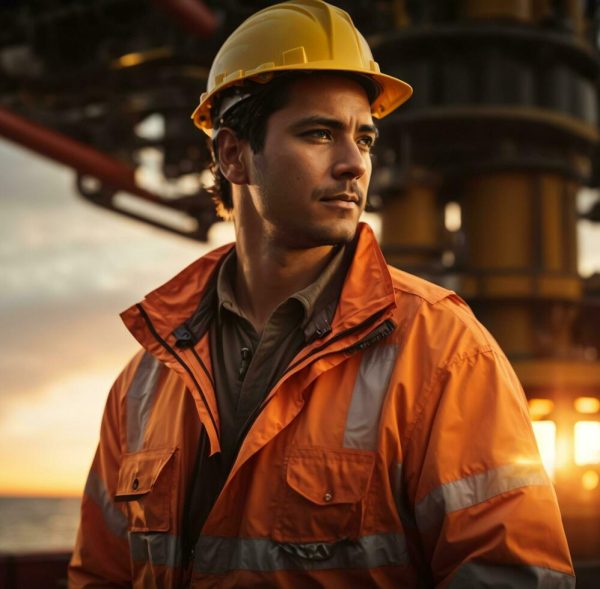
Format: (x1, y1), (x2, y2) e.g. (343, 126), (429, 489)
(0, 495), (81, 553)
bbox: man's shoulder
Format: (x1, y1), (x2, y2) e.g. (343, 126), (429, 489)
(386, 265), (498, 353)
(386, 265), (455, 306)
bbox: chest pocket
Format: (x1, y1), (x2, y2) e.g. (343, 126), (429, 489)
(273, 447), (375, 544)
(115, 447), (176, 532)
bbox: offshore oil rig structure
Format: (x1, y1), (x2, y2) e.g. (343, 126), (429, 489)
(1, 0), (600, 586)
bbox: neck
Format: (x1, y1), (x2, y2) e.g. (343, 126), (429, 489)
(234, 230), (335, 334)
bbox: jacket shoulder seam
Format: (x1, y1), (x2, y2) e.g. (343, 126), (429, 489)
(403, 346), (498, 450)
(388, 266), (454, 306)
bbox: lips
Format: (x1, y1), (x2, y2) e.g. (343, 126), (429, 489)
(319, 194), (360, 211)
(320, 193), (359, 204)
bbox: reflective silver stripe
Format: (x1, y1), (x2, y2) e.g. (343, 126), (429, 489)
(129, 532), (181, 567)
(84, 471), (128, 538)
(193, 533), (408, 574)
(343, 344), (398, 450)
(127, 352), (163, 452)
(448, 561), (576, 588)
(416, 463), (549, 531)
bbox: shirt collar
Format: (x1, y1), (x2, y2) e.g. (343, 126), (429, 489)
(215, 244), (349, 342)
(216, 247), (244, 321)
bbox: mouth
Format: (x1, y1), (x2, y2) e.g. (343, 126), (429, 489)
(320, 193), (360, 205)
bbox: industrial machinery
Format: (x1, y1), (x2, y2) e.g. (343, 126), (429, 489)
(1, 0), (599, 585)
(370, 2), (600, 576)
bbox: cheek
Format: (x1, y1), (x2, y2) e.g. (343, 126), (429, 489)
(256, 144), (331, 204)
(270, 155), (317, 191)
(362, 157), (373, 181)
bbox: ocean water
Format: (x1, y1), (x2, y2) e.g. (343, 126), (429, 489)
(0, 496), (81, 553)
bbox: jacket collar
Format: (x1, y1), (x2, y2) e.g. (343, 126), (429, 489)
(121, 222), (395, 351)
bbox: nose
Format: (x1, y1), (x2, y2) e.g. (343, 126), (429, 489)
(331, 138), (368, 181)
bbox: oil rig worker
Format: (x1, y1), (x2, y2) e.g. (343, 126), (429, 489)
(69, 1), (574, 587)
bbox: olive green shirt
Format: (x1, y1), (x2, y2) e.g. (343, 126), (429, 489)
(210, 243), (349, 473)
(183, 241), (353, 550)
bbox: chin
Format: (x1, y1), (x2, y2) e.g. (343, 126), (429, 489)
(302, 223), (358, 247)
(274, 217), (359, 249)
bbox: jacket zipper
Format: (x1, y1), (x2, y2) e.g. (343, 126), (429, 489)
(230, 315), (397, 465)
(141, 303), (395, 569)
(138, 300), (395, 455)
(136, 303), (219, 435)
(284, 309), (390, 375)
(344, 318), (396, 353)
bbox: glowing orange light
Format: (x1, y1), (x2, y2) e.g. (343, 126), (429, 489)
(444, 202), (462, 232)
(113, 47), (173, 69)
(574, 397), (600, 415)
(117, 53), (145, 68)
(532, 421), (556, 478)
(528, 398), (554, 420)
(574, 421), (600, 465)
(582, 470), (599, 491)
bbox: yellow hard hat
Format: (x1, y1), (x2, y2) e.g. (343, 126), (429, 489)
(191, 0), (413, 134)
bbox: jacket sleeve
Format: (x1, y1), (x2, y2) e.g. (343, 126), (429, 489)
(68, 361), (135, 588)
(404, 344), (575, 588)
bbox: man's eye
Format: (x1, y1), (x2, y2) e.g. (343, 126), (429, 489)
(357, 136), (375, 150)
(303, 129), (332, 140)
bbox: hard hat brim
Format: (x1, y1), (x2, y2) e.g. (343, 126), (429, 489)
(191, 67), (413, 135)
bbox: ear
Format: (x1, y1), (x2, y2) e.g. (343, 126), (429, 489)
(215, 128), (250, 185)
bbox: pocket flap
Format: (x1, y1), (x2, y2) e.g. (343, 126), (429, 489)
(116, 447), (176, 499)
(286, 448), (375, 506)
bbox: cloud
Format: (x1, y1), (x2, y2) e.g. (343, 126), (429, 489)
(0, 140), (233, 495)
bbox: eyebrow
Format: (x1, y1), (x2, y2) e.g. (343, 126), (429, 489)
(289, 115), (379, 138)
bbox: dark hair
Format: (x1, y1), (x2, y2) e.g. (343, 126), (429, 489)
(208, 75), (294, 219)
(207, 72), (380, 219)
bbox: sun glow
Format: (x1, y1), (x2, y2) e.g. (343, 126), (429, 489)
(0, 371), (117, 497)
(528, 398), (554, 419)
(574, 421), (600, 466)
(582, 470), (600, 491)
(574, 397), (600, 415)
(531, 420), (557, 478)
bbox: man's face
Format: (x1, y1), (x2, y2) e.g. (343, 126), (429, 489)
(241, 75), (377, 248)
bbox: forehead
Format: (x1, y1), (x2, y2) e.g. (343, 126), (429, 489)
(275, 74), (374, 125)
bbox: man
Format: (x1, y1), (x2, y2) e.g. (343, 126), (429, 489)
(69, 1), (575, 587)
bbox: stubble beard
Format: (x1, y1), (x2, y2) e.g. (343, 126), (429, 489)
(253, 161), (365, 249)
(268, 209), (361, 250)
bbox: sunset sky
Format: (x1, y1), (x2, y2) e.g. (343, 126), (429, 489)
(0, 139), (228, 496)
(1, 138), (600, 497)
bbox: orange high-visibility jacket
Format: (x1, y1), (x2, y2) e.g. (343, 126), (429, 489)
(69, 223), (574, 588)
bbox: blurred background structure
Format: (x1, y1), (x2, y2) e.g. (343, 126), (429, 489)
(1, 0), (600, 586)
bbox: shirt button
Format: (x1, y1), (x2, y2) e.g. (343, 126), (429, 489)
(323, 491), (333, 503)
(132, 478), (139, 490)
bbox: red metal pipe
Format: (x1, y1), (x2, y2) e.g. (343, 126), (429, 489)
(0, 106), (165, 205)
(152, 0), (218, 37)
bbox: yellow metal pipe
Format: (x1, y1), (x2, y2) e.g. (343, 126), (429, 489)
(460, 171), (581, 301)
(462, 172), (534, 270)
(380, 183), (442, 268)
